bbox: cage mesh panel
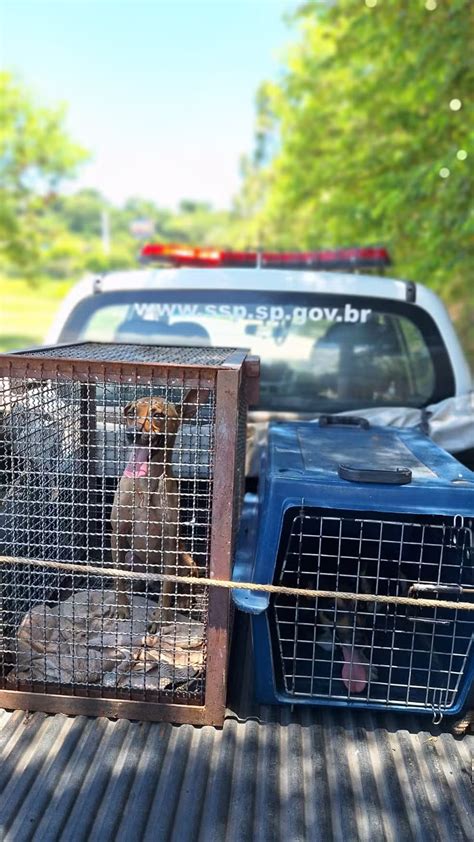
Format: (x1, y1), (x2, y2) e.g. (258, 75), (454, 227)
(271, 509), (473, 712)
(19, 343), (235, 366)
(233, 388), (248, 530)
(0, 346), (247, 716)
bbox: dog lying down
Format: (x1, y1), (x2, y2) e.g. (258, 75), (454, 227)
(316, 591), (382, 694)
(8, 590), (204, 692)
(313, 566), (411, 694)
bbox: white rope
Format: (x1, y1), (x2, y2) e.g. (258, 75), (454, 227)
(1, 555), (473, 612)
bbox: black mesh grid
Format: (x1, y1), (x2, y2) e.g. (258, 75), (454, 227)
(271, 508), (473, 712)
(16, 342), (237, 366)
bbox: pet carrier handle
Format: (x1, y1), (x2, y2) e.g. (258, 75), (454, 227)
(338, 464), (413, 484)
(409, 583), (464, 596)
(319, 414), (370, 429)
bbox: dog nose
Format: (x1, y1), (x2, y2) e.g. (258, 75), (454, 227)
(126, 427), (143, 442)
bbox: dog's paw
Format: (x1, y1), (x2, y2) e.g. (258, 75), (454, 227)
(147, 603), (177, 632)
(147, 607), (160, 634)
(115, 603), (131, 621)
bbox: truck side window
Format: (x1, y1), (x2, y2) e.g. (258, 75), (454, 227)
(398, 318), (436, 400)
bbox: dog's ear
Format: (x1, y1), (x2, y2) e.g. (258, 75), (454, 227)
(179, 388), (210, 421)
(123, 401), (135, 418)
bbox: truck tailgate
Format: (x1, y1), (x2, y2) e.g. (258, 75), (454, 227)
(0, 615), (472, 842)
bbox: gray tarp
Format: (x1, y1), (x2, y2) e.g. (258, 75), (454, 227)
(246, 392), (474, 476)
(337, 392), (474, 453)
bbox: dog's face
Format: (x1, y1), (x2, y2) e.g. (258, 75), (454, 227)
(124, 397), (180, 445)
(318, 596), (369, 647)
(123, 389), (209, 447)
(316, 561), (377, 648)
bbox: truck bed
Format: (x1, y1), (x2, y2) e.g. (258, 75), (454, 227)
(1, 612), (472, 842)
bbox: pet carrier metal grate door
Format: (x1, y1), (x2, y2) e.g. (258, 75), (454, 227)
(273, 508), (472, 711)
(232, 420), (474, 715)
(0, 342), (259, 725)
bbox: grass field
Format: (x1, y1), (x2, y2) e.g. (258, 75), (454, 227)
(0, 277), (74, 352)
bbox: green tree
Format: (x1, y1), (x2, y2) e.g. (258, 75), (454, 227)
(0, 71), (88, 279)
(240, 0), (474, 360)
(51, 189), (105, 237)
(160, 201), (235, 247)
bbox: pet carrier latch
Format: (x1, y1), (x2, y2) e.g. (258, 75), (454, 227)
(409, 583), (465, 596)
(406, 583), (463, 625)
(431, 707), (444, 725)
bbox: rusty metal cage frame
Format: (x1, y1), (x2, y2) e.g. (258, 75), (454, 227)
(0, 342), (259, 726)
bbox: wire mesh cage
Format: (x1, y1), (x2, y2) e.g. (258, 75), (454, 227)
(233, 420), (474, 716)
(0, 342), (258, 725)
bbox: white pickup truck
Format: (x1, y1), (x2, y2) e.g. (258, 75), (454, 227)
(1, 246), (473, 842)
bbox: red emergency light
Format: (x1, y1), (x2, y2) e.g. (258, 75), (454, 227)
(139, 243), (391, 270)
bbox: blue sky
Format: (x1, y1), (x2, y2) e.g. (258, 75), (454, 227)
(1, 0), (296, 208)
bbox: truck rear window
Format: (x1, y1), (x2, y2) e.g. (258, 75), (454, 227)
(59, 289), (454, 412)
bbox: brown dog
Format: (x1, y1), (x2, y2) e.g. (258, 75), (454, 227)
(110, 390), (208, 625)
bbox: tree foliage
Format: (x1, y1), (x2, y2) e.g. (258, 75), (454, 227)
(2, 8), (473, 366)
(0, 71), (236, 281)
(42, 191), (238, 277)
(238, 0), (473, 357)
(0, 72), (88, 277)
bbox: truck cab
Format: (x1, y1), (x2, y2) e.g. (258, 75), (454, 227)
(46, 244), (474, 471)
(1, 246), (473, 839)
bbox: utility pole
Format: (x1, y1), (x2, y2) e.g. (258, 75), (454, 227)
(101, 210), (111, 255)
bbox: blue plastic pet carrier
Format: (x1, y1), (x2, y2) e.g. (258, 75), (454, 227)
(233, 418), (474, 715)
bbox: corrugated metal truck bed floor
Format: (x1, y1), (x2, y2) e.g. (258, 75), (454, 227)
(1, 616), (472, 842)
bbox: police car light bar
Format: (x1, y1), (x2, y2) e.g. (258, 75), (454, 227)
(140, 243), (391, 269)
